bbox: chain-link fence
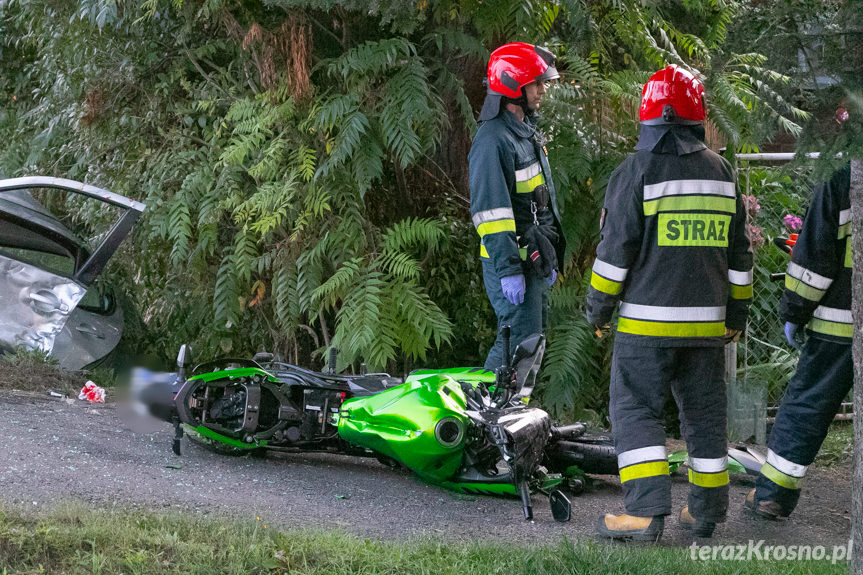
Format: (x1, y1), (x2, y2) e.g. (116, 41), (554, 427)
(736, 157), (811, 408)
(727, 156), (810, 443)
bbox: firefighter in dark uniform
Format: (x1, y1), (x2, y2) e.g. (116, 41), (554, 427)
(745, 164), (853, 519)
(469, 42), (565, 370)
(587, 65), (753, 540)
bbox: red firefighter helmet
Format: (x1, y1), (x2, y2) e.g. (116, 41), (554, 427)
(639, 65), (705, 124)
(478, 42), (559, 121)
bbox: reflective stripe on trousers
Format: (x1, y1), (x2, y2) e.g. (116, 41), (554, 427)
(610, 343), (727, 520)
(755, 337), (853, 515)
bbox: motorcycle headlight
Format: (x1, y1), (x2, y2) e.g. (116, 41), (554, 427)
(434, 417), (464, 447)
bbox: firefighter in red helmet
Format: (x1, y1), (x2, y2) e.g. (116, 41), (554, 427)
(469, 42), (565, 369)
(588, 65), (752, 541)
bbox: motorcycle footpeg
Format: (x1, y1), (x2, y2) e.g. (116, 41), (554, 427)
(172, 417), (184, 456)
(519, 481), (533, 521)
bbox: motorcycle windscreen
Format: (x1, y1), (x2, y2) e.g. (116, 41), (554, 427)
(513, 334), (545, 399)
(0, 254), (86, 355)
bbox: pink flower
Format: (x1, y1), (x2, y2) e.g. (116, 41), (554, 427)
(747, 223), (765, 251)
(741, 194), (761, 219)
(783, 214), (802, 232)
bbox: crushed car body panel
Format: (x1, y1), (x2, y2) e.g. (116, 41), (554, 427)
(0, 255), (87, 354)
(0, 177), (145, 366)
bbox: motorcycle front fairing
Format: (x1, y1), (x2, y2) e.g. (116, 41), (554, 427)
(336, 373), (469, 484)
(337, 364), (554, 496)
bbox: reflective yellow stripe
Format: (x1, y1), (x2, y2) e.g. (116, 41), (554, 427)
(846, 238), (852, 268)
(476, 219), (515, 238)
(729, 283), (753, 300)
(515, 173), (545, 194)
(808, 317), (853, 338)
(617, 318), (725, 337)
(619, 461), (669, 483)
(785, 276), (826, 302)
(688, 469), (729, 488)
(838, 222), (851, 239)
(590, 272), (623, 295)
(760, 463), (804, 490)
(643, 196), (736, 217)
(479, 244), (527, 260)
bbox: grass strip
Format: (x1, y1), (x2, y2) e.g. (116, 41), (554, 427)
(0, 503), (850, 575)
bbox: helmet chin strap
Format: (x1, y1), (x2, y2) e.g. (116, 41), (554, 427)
(503, 89), (533, 118)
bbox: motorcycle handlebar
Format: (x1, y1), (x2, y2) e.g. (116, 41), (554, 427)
(502, 326), (511, 370)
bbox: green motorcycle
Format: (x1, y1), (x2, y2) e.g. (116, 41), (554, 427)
(133, 328), (618, 522)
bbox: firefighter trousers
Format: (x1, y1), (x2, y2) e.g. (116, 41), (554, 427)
(610, 342), (728, 521)
(754, 337), (852, 515)
(481, 259), (548, 371)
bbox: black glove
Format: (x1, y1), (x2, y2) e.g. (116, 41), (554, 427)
(537, 222), (559, 244)
(585, 301), (612, 338)
(522, 225), (558, 278)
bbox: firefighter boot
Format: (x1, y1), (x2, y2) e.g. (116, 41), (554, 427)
(743, 489), (783, 520)
(595, 514), (664, 542)
(678, 506), (716, 537)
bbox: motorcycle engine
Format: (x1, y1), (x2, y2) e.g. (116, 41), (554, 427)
(208, 387), (247, 429)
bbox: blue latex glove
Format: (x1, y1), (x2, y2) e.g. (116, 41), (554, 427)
(547, 269), (557, 287)
(784, 322), (805, 350)
(501, 274), (526, 306)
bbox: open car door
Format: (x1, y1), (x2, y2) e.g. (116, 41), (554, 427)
(0, 177), (145, 359)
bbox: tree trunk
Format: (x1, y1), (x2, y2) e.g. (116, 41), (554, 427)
(851, 158), (862, 575)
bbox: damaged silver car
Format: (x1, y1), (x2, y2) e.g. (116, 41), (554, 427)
(0, 177), (145, 370)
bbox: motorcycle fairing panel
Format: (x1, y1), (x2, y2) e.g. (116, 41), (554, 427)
(337, 373), (469, 484)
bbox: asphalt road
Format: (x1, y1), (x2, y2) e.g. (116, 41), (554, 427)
(0, 389), (852, 547)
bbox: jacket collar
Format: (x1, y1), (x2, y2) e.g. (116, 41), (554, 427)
(500, 109), (538, 139)
(634, 124), (707, 155)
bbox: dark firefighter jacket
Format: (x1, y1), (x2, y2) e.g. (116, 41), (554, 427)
(468, 110), (564, 279)
(586, 124), (753, 347)
(781, 164), (852, 343)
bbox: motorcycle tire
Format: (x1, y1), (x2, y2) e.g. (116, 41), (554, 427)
(545, 436), (618, 476)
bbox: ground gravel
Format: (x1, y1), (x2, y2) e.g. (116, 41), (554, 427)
(0, 389), (851, 547)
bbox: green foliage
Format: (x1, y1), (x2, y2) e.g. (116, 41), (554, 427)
(816, 422), (854, 467)
(0, 346), (58, 367)
(0, 0), (825, 416)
